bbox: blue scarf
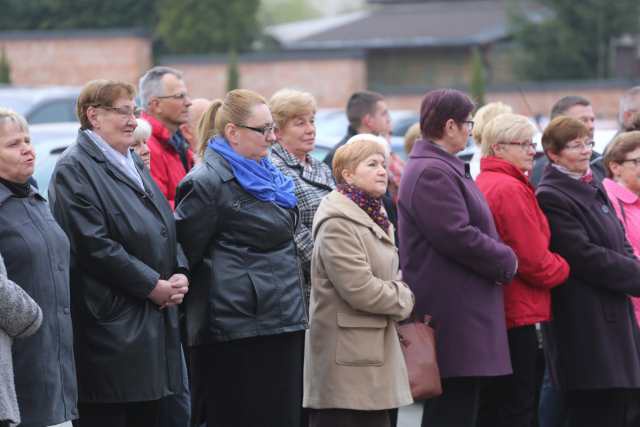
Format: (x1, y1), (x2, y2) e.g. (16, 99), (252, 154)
(208, 136), (297, 209)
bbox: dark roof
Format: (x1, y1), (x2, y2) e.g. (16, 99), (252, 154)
(0, 28), (149, 41)
(284, 1), (547, 50)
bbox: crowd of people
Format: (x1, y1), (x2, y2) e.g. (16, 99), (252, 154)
(1, 64), (640, 427)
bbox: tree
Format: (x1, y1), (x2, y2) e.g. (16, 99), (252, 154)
(155, 0), (261, 54)
(0, 47), (11, 84)
(227, 49), (240, 91)
(509, 0), (640, 80)
(469, 47), (486, 107)
(259, 0), (322, 26)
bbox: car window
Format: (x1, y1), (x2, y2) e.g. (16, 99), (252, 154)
(28, 99), (77, 124)
(0, 96), (30, 115)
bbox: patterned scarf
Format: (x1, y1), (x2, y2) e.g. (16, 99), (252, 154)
(337, 183), (390, 232)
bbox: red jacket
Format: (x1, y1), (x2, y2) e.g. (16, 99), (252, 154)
(141, 112), (193, 209)
(476, 157), (569, 328)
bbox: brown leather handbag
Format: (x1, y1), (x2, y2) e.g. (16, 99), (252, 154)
(398, 314), (442, 400)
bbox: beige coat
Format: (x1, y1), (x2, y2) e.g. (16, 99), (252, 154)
(303, 190), (414, 410)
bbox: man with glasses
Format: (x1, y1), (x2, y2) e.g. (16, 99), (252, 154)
(139, 66), (193, 209)
(138, 67), (192, 427)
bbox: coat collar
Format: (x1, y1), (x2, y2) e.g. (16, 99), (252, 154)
(314, 190), (394, 245)
(203, 146), (234, 182)
(603, 178), (639, 205)
(538, 163), (603, 200)
(480, 156), (533, 189)
(410, 139), (468, 178)
(141, 111), (171, 144)
(0, 181), (45, 206)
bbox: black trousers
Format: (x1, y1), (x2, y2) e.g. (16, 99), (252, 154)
(566, 389), (640, 427)
(200, 331), (304, 427)
(478, 324), (540, 427)
(309, 408), (391, 427)
(74, 400), (160, 427)
(421, 377), (486, 427)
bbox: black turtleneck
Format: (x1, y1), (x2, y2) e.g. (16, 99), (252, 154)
(0, 176), (31, 198)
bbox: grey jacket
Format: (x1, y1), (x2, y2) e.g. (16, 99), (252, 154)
(0, 253), (42, 425)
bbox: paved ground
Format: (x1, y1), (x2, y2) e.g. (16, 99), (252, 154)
(398, 402), (422, 427)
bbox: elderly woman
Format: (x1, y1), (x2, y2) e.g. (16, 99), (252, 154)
(268, 88), (335, 304)
(0, 252), (42, 427)
(469, 101), (513, 179)
(303, 134), (414, 427)
(398, 89), (517, 427)
(132, 117), (152, 168)
(602, 131), (640, 325)
(536, 116), (640, 427)
(48, 80), (188, 427)
(475, 113), (569, 427)
(175, 89), (307, 427)
(0, 108), (78, 427)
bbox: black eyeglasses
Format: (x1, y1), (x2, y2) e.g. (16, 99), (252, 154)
(236, 123), (276, 136)
(96, 105), (140, 118)
(156, 92), (189, 101)
(498, 141), (537, 151)
(622, 157), (640, 166)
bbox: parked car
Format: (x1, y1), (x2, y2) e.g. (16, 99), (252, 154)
(30, 122), (78, 191)
(0, 86), (80, 124)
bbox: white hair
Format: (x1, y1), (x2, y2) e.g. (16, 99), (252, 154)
(345, 133), (390, 158)
(138, 66), (183, 109)
(0, 107), (28, 134)
(133, 118), (152, 142)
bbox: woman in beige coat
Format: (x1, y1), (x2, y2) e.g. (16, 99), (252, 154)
(304, 134), (414, 427)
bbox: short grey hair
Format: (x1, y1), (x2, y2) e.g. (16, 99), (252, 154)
(138, 66), (183, 109)
(0, 107), (28, 134)
(619, 86), (640, 125)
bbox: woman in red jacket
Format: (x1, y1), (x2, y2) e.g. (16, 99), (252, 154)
(476, 113), (569, 427)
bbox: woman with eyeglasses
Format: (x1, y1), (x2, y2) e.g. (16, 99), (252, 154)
(398, 89), (518, 427)
(49, 80), (188, 427)
(536, 116), (640, 427)
(602, 131), (640, 326)
(475, 113), (569, 427)
(174, 89), (307, 427)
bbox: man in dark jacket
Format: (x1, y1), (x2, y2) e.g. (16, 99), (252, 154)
(139, 66), (194, 209)
(323, 91), (399, 232)
(531, 96), (602, 186)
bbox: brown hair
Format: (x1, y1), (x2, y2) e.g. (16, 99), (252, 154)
(603, 131), (640, 178)
(333, 134), (388, 185)
(76, 79), (136, 130)
(196, 89), (266, 158)
(541, 116), (590, 156)
(268, 89), (316, 129)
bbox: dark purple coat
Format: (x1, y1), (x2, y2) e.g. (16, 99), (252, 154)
(398, 141), (517, 378)
(537, 165), (640, 390)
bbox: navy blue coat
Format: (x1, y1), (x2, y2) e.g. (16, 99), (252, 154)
(0, 183), (78, 425)
(537, 164), (640, 390)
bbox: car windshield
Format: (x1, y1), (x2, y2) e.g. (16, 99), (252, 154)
(0, 96), (31, 115)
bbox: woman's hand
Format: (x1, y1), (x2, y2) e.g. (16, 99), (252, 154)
(148, 277), (189, 308)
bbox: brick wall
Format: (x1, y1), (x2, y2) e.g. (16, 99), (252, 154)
(0, 30), (152, 86)
(163, 55), (367, 107)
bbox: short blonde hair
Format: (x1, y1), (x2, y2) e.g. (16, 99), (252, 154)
(0, 108), (28, 134)
(472, 102), (513, 146)
(133, 118), (152, 142)
(333, 134), (388, 184)
(404, 122), (420, 155)
(196, 89), (266, 157)
(269, 89), (316, 130)
(481, 113), (536, 157)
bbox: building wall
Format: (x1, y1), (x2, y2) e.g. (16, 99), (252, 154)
(0, 33), (152, 86)
(164, 57), (367, 107)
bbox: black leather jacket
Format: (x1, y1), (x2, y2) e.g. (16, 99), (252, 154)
(48, 131), (185, 402)
(175, 149), (308, 345)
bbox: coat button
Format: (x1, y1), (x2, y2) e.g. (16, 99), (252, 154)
(601, 205), (609, 214)
(160, 227), (168, 237)
(63, 307), (70, 315)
